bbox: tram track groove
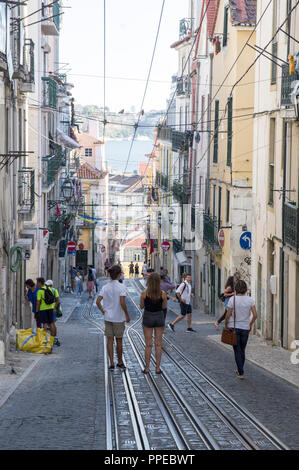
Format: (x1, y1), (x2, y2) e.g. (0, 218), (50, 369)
(129, 279), (290, 451)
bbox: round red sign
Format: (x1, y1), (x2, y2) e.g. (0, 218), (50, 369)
(101, 245), (106, 253)
(67, 241), (76, 252)
(78, 243), (84, 251)
(141, 242), (147, 250)
(218, 229), (225, 248)
(161, 241), (170, 252)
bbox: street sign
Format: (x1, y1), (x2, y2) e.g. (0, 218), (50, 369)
(79, 242), (85, 251)
(218, 229), (225, 248)
(161, 241), (170, 252)
(101, 245), (106, 253)
(67, 241), (76, 253)
(141, 242), (147, 250)
(240, 231), (252, 250)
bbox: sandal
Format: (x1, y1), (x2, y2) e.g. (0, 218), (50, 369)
(142, 369), (150, 374)
(156, 370), (163, 375)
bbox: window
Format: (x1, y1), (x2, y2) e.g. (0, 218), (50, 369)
(85, 148), (92, 157)
(268, 118), (276, 206)
(218, 268), (222, 298)
(226, 189), (230, 223)
(218, 186), (222, 229)
(212, 185), (216, 217)
(223, 5), (229, 47)
(213, 100), (219, 163)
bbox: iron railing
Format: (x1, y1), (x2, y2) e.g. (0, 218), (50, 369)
(172, 130), (191, 152)
(203, 213), (222, 250)
(42, 147), (65, 188)
(281, 64), (299, 107)
(284, 202), (299, 254)
(179, 18), (193, 39)
(24, 39), (35, 83)
(158, 125), (172, 141)
(42, 77), (57, 108)
(172, 181), (188, 204)
(18, 168), (35, 212)
(177, 76), (191, 96)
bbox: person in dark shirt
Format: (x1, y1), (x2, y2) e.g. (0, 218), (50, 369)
(25, 279), (41, 328)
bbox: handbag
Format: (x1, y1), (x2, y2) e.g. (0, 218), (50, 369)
(221, 295), (237, 346)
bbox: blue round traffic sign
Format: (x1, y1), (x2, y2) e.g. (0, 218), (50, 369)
(240, 232), (252, 250)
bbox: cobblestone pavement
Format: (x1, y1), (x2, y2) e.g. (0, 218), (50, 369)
(0, 280), (298, 450)
(0, 293), (106, 450)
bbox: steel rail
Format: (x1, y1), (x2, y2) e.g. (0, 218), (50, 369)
(131, 279), (290, 451)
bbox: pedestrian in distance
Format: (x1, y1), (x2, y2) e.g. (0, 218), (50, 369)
(75, 271), (83, 296)
(225, 280), (257, 380)
(96, 265), (130, 370)
(142, 261), (148, 278)
(140, 273), (167, 374)
(24, 279), (41, 329)
(87, 268), (95, 298)
(90, 265), (98, 293)
(134, 263), (139, 278)
(104, 258), (111, 277)
(69, 266), (77, 293)
(78, 265), (85, 282)
(45, 280), (61, 346)
(168, 273), (196, 333)
(163, 269), (171, 282)
(129, 261), (134, 279)
(160, 274), (177, 319)
(214, 276), (235, 330)
(36, 278), (58, 345)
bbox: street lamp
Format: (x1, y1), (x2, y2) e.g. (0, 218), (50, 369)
(61, 178), (74, 201)
(168, 208), (175, 225)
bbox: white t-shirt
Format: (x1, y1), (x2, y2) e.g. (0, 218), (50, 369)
(227, 295), (255, 330)
(99, 280), (127, 323)
(142, 264), (148, 274)
(176, 281), (192, 305)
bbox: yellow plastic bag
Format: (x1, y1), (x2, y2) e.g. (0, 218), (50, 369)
(17, 328), (54, 354)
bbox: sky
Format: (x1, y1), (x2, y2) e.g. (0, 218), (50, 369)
(60, 0), (189, 112)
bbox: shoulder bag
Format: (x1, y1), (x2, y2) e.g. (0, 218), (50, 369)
(221, 295), (237, 346)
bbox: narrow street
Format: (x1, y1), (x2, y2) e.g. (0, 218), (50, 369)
(0, 279), (298, 450)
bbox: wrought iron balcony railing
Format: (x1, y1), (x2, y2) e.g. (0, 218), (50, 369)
(177, 76), (191, 96)
(18, 168), (35, 213)
(42, 147), (65, 188)
(179, 18), (193, 39)
(203, 213), (222, 250)
(158, 125), (172, 142)
(172, 130), (192, 152)
(281, 64), (299, 107)
(42, 77), (57, 108)
(284, 202), (299, 254)
(172, 182), (188, 204)
(20, 39), (35, 93)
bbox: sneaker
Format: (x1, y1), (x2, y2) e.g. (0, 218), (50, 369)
(109, 365), (115, 371)
(117, 363), (126, 370)
(168, 323), (175, 332)
(186, 328), (196, 332)
(54, 338), (61, 346)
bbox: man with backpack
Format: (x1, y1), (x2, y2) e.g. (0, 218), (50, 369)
(36, 278), (59, 343)
(168, 273), (196, 333)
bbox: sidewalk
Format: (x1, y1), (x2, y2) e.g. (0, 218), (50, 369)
(0, 292), (79, 409)
(167, 299), (299, 389)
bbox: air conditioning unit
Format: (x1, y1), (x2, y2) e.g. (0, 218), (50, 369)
(270, 275), (277, 295)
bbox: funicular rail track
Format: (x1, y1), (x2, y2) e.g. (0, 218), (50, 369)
(129, 279), (290, 451)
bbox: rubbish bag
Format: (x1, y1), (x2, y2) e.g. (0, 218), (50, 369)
(17, 328), (54, 354)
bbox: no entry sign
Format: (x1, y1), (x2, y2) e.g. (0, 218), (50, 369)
(161, 241), (170, 252)
(141, 242), (147, 250)
(67, 241), (76, 253)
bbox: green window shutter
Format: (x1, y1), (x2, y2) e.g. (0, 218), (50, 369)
(227, 96), (232, 167)
(223, 6), (229, 47)
(213, 99), (219, 163)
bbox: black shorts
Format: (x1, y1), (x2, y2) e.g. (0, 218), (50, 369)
(142, 310), (165, 328)
(180, 303), (192, 316)
(39, 309), (54, 324)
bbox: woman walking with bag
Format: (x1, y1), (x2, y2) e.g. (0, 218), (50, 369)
(225, 280), (257, 380)
(140, 273), (167, 374)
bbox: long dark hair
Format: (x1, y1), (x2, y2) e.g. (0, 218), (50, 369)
(146, 273), (162, 301)
(225, 276), (234, 290)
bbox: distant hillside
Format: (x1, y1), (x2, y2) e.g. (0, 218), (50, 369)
(74, 104), (164, 140)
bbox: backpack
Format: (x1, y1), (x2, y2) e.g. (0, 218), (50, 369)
(43, 287), (56, 305)
(88, 271), (94, 282)
(175, 282), (187, 301)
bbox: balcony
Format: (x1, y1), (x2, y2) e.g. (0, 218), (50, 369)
(42, 148), (66, 189)
(281, 64), (299, 107)
(177, 76), (191, 96)
(179, 18), (193, 40)
(41, 2), (61, 36)
(203, 213), (222, 251)
(42, 77), (57, 108)
(172, 182), (187, 204)
(284, 202), (299, 254)
(172, 130), (192, 152)
(156, 171), (169, 192)
(48, 219), (66, 247)
(158, 125), (172, 142)
(20, 39), (35, 93)
(18, 168), (35, 214)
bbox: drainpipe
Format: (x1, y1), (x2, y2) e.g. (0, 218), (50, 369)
(280, 120), (288, 347)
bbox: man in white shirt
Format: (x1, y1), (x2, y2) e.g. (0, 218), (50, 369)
(90, 265), (98, 293)
(142, 262), (148, 278)
(168, 274), (196, 333)
(96, 265), (130, 370)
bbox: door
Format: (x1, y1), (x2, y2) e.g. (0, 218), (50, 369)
(210, 262), (216, 316)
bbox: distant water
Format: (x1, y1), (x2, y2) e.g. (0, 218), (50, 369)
(105, 139), (154, 174)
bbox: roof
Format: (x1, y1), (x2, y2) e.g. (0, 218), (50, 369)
(109, 174), (145, 193)
(74, 131), (104, 147)
(77, 162), (106, 180)
(122, 233), (145, 248)
(205, 0), (220, 39)
(228, 0), (256, 26)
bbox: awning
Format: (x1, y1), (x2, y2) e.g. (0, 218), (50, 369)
(57, 128), (82, 150)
